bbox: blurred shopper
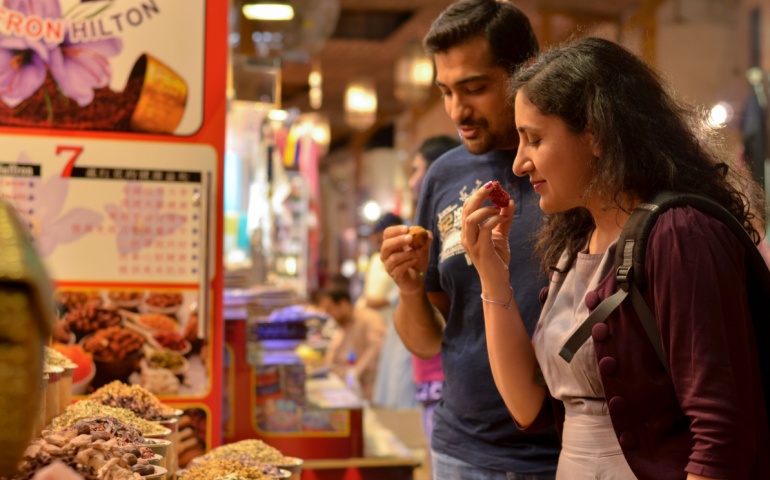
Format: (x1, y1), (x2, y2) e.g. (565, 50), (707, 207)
(364, 213), (419, 409)
(319, 287), (385, 402)
(380, 1), (560, 478)
(407, 135), (460, 445)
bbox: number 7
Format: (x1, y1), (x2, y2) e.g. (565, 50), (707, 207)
(58, 146), (84, 177)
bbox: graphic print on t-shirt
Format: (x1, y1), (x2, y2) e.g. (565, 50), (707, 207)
(438, 179), (485, 265)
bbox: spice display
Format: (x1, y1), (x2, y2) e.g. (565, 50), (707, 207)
(56, 291), (103, 311)
(89, 381), (176, 421)
(70, 417), (147, 446)
(52, 344), (94, 383)
(194, 440), (290, 465)
(44, 347), (78, 369)
(145, 292), (183, 309)
(65, 303), (122, 337)
(108, 291), (143, 303)
(52, 400), (168, 436)
(2, 425), (154, 480)
(180, 459), (270, 480)
(149, 350), (185, 371)
(138, 314), (179, 332)
(153, 332), (188, 351)
(139, 366), (181, 395)
(83, 327), (145, 362)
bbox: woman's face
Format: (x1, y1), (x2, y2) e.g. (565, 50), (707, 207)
(512, 91), (598, 214)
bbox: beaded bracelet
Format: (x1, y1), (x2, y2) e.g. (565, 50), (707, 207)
(480, 286), (514, 309)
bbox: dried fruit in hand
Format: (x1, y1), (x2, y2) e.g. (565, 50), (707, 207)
(408, 226), (429, 249)
(488, 181), (510, 208)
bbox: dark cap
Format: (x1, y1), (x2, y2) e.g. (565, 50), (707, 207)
(372, 212), (403, 233)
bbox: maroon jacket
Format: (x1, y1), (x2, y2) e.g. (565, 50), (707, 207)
(526, 207), (770, 479)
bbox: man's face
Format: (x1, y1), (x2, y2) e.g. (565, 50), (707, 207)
(319, 296), (349, 326)
(434, 36), (517, 154)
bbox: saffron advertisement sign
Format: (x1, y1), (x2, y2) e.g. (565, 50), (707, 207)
(0, 0), (227, 458)
(0, 0), (205, 135)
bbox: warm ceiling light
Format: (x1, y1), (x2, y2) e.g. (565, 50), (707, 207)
(242, 2), (294, 21)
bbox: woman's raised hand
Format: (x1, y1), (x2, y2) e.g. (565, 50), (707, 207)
(461, 181), (515, 286)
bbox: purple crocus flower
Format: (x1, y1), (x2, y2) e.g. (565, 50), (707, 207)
(13, 153), (104, 257)
(48, 35), (122, 107)
(0, 0), (62, 106)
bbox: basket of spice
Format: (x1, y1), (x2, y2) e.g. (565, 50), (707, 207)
(5, 422), (159, 480)
(189, 440), (302, 480)
(179, 459), (290, 479)
(89, 382), (182, 477)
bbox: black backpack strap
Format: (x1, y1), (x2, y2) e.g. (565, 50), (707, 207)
(559, 215), (667, 369)
(559, 191), (769, 370)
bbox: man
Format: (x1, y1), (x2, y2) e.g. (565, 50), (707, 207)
(380, 1), (560, 478)
(319, 287), (385, 402)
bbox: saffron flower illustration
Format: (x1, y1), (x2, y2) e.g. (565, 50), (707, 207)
(105, 184), (187, 255)
(0, 0), (63, 106)
(48, 35), (122, 107)
(0, 0), (123, 108)
(13, 153), (104, 257)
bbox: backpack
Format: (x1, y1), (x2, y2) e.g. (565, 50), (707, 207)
(558, 191), (770, 424)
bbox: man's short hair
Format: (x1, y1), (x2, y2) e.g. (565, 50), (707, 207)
(320, 287), (351, 305)
(424, 0), (538, 73)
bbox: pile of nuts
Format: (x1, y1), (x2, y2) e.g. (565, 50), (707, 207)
(56, 291), (103, 311)
(108, 291), (143, 303)
(65, 303), (122, 336)
(83, 327), (144, 362)
(146, 292), (183, 309)
(153, 332), (188, 351)
(138, 314), (179, 332)
(89, 381), (176, 421)
(6, 424), (154, 479)
(52, 401), (168, 436)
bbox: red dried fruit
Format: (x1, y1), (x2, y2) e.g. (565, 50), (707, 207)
(489, 181), (510, 208)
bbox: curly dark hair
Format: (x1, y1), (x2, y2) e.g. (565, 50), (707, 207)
(510, 37), (765, 273)
(423, 0), (538, 74)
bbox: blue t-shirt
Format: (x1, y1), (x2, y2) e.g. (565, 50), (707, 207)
(416, 146), (560, 473)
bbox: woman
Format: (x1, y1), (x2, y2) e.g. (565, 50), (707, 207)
(461, 38), (770, 479)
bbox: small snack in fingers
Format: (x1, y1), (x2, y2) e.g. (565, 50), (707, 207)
(408, 225), (429, 249)
(489, 181), (510, 208)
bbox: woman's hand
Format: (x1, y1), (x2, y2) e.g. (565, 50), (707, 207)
(461, 181), (514, 288)
(380, 225), (433, 296)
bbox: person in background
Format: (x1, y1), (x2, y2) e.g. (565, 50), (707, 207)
(461, 37), (770, 479)
(364, 213), (419, 409)
(319, 287), (385, 402)
(380, 1), (561, 478)
(406, 135), (460, 446)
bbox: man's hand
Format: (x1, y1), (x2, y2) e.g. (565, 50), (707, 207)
(380, 225), (433, 296)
